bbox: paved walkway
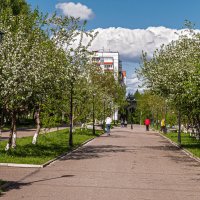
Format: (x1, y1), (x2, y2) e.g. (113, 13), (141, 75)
(0, 125), (200, 200)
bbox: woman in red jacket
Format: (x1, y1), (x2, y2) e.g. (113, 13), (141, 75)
(144, 118), (151, 131)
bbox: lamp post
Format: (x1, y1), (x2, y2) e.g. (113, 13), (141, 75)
(130, 109), (133, 129)
(178, 110), (181, 146)
(109, 100), (112, 118)
(113, 105), (116, 126)
(127, 95), (136, 129)
(130, 104), (135, 129)
(164, 99), (168, 133)
(103, 97), (106, 132)
(92, 93), (96, 135)
(156, 111), (159, 129)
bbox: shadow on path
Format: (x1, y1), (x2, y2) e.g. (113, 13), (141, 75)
(0, 175), (74, 197)
(143, 145), (179, 151)
(143, 145), (200, 167)
(60, 145), (136, 160)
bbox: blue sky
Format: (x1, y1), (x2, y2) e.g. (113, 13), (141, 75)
(27, 0), (200, 29)
(26, 0), (200, 93)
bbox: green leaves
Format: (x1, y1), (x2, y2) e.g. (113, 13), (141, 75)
(138, 29), (200, 128)
(0, 5), (125, 139)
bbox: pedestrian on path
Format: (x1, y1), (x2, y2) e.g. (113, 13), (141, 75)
(105, 116), (112, 135)
(161, 118), (166, 133)
(144, 118), (150, 131)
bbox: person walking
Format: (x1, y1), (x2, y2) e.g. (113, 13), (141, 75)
(144, 118), (150, 131)
(161, 118), (166, 133)
(105, 116), (112, 135)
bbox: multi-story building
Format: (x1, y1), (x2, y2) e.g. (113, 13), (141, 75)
(92, 50), (125, 84)
(92, 50), (126, 121)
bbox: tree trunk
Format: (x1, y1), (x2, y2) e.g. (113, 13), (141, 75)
(32, 108), (41, 144)
(0, 108), (4, 137)
(69, 85), (73, 147)
(195, 115), (200, 140)
(5, 111), (17, 151)
(92, 94), (95, 135)
(156, 111), (158, 130)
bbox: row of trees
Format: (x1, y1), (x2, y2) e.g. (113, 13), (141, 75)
(0, 0), (126, 150)
(128, 91), (177, 128)
(137, 24), (200, 142)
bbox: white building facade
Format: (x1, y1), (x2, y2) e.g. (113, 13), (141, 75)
(92, 50), (126, 121)
(92, 50), (122, 81)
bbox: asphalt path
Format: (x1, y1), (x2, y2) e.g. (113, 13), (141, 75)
(0, 125), (200, 200)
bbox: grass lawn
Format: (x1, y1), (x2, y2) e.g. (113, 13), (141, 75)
(0, 128), (102, 165)
(162, 132), (200, 158)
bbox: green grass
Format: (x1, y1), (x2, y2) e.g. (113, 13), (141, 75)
(0, 128), (102, 165)
(163, 132), (200, 158)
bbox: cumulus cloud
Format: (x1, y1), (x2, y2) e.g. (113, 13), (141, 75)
(88, 26), (182, 63)
(122, 61), (142, 94)
(74, 26), (199, 93)
(85, 26), (190, 94)
(56, 2), (94, 20)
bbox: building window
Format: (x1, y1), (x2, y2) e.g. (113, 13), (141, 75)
(104, 64), (113, 69)
(92, 57), (100, 62)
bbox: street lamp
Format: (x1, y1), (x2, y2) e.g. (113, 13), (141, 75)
(92, 93), (96, 135)
(109, 100), (112, 118)
(127, 95), (136, 129)
(113, 105), (116, 126)
(0, 31), (4, 43)
(178, 110), (181, 146)
(103, 97), (106, 132)
(130, 110), (133, 129)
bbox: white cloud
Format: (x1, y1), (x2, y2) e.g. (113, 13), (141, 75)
(88, 26), (182, 63)
(73, 26), (199, 94)
(126, 74), (144, 95)
(56, 2), (94, 20)
(85, 26), (195, 94)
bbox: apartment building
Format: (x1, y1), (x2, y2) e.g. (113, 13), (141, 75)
(92, 50), (126, 121)
(92, 50), (126, 85)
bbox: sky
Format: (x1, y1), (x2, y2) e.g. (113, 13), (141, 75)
(27, 0), (200, 94)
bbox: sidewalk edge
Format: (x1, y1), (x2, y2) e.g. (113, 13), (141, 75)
(44, 136), (98, 167)
(0, 163), (42, 168)
(0, 134), (100, 169)
(0, 136), (99, 191)
(157, 131), (200, 163)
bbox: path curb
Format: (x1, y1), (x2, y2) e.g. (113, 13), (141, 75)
(157, 130), (200, 163)
(0, 135), (100, 192)
(0, 136), (98, 169)
(43, 136), (97, 167)
(0, 163), (43, 168)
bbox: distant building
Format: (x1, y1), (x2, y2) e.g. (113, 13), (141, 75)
(92, 50), (126, 85)
(92, 50), (126, 121)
